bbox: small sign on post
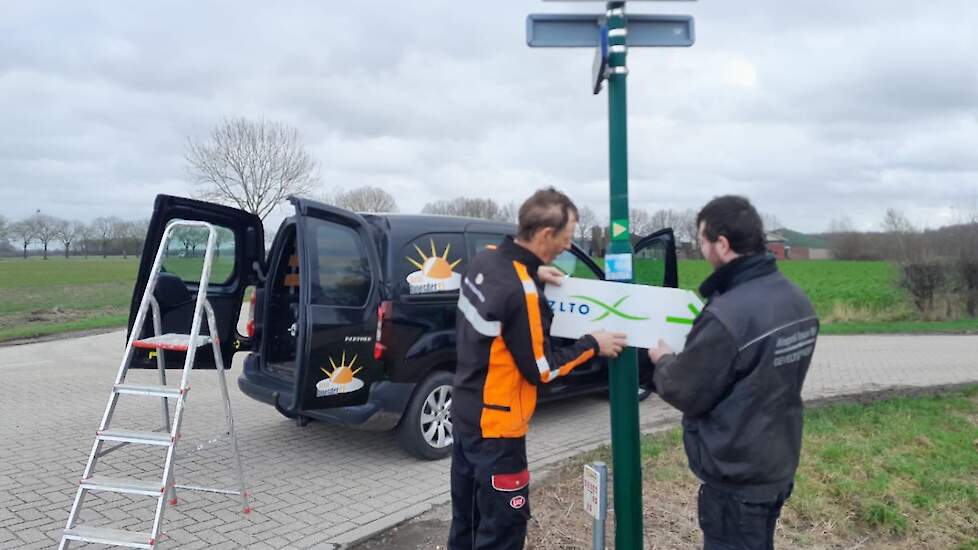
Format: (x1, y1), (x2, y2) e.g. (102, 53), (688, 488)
(583, 462), (609, 550)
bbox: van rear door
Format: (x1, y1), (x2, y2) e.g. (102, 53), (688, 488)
(289, 198), (384, 413)
(127, 195), (264, 369)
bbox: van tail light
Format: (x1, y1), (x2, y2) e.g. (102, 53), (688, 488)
(374, 300), (393, 360)
(246, 289), (256, 339)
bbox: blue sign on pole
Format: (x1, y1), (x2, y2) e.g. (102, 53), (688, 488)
(592, 23), (609, 94)
(527, 14), (695, 48)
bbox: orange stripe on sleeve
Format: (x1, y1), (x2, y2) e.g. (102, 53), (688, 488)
(557, 348), (595, 377)
(513, 262), (546, 364)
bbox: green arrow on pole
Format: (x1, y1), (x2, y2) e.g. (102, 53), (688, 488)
(603, 3), (644, 549)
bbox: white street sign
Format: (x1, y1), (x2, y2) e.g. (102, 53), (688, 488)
(546, 277), (703, 350)
(583, 464), (602, 519)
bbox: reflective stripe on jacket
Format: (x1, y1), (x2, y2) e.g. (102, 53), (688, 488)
(453, 238), (599, 439)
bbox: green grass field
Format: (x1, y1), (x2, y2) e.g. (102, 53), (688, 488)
(526, 387), (978, 549)
(1, 256), (976, 343)
(0, 255), (233, 342)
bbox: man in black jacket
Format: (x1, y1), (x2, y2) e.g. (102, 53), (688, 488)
(648, 196), (819, 550)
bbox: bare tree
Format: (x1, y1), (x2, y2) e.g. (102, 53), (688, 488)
(92, 216), (118, 258)
(32, 213), (60, 260)
(576, 205), (600, 243)
(129, 218), (150, 258)
(173, 227), (208, 257)
(881, 209), (914, 234)
(186, 117), (318, 220)
(422, 197), (509, 221)
(76, 222), (95, 258)
(760, 212), (782, 232)
(498, 201), (518, 224)
(56, 219), (84, 258)
(10, 220), (35, 259)
(0, 214), (7, 242)
(675, 209), (700, 245)
(629, 208), (652, 236)
(330, 186), (399, 213)
(881, 209), (919, 261)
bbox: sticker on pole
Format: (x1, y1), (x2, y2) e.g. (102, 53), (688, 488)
(583, 464), (603, 519)
(604, 253), (632, 281)
(546, 277), (703, 351)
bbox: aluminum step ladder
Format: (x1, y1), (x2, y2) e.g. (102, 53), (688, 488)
(60, 220), (250, 549)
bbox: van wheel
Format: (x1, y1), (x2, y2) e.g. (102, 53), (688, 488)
(397, 371), (454, 460)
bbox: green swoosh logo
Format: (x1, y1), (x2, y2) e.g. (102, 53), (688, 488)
(570, 295), (650, 322)
(666, 303), (701, 325)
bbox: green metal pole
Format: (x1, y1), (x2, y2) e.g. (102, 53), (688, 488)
(605, 2), (642, 549)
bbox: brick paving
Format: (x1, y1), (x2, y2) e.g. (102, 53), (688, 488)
(1, 332), (976, 548)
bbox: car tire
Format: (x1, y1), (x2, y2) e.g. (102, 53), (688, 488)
(397, 370), (455, 460)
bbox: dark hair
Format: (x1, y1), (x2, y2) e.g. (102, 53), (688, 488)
(517, 187), (579, 241)
(696, 195), (766, 254)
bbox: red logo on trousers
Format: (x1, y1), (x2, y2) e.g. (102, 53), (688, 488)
(510, 496), (526, 509)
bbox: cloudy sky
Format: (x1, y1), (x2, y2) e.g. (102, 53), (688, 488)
(1, 1), (976, 233)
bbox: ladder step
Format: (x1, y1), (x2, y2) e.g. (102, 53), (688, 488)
(133, 333), (212, 352)
(98, 429), (173, 446)
(81, 475), (168, 496)
(63, 525), (156, 548)
(114, 383), (184, 398)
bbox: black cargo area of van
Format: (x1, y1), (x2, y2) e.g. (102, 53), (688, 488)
(263, 225), (300, 384)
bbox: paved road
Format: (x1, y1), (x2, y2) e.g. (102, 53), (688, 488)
(1, 332), (976, 549)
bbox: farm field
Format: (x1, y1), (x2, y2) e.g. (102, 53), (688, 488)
(0, 255), (233, 343)
(0, 256), (975, 344)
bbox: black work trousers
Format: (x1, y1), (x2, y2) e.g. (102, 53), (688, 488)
(448, 430), (531, 550)
(698, 483), (793, 550)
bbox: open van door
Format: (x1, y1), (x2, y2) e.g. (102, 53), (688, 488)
(631, 228), (680, 399)
(127, 195), (264, 369)
(287, 198), (385, 416)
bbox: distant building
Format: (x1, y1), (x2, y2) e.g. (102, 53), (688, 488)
(767, 229), (833, 260)
(766, 232), (787, 260)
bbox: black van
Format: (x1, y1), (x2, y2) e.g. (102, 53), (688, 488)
(129, 194), (678, 459)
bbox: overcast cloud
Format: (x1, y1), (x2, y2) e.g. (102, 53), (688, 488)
(1, 0), (976, 233)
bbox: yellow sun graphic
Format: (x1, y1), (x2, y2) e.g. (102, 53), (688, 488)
(316, 351), (364, 397)
(407, 239), (462, 280)
(320, 351), (363, 384)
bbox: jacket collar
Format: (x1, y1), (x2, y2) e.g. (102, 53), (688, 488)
(699, 253), (777, 298)
(499, 237), (545, 275)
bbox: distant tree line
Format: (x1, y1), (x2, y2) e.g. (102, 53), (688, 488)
(0, 212), (149, 259)
(826, 209), (978, 318)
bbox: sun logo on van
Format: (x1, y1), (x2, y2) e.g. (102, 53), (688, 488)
(406, 239), (462, 295)
(316, 351), (365, 397)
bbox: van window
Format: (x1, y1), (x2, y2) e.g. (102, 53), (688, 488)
(633, 240), (668, 287)
(162, 224), (236, 284)
(308, 218), (372, 307)
(398, 233), (466, 298)
(553, 250), (600, 280)
(466, 233), (507, 257)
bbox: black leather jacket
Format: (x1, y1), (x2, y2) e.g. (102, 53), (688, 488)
(653, 254), (819, 500)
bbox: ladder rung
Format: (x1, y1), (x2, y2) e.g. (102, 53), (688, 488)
(133, 333), (212, 352)
(114, 383), (184, 398)
(63, 525), (156, 548)
(81, 475), (168, 496)
(98, 429), (173, 446)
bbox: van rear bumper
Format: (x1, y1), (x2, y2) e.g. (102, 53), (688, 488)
(237, 356), (415, 432)
(304, 381), (415, 431)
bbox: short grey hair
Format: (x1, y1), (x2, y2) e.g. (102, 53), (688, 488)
(517, 187), (579, 241)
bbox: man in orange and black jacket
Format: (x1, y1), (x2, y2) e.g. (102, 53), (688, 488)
(449, 188), (626, 550)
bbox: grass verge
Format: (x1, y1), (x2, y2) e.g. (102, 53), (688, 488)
(526, 387), (978, 549)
